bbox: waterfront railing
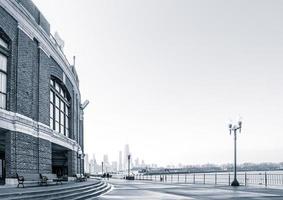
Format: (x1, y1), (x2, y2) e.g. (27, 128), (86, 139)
(135, 172), (283, 187)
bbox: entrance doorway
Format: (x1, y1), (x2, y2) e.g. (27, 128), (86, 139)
(52, 143), (68, 177)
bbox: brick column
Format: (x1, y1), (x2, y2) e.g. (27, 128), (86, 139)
(67, 150), (77, 176)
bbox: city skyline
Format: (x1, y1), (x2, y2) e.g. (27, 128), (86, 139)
(33, 0), (283, 166)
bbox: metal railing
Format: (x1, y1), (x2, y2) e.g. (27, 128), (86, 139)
(134, 172), (283, 187)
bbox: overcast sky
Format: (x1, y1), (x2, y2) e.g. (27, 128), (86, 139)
(33, 0), (283, 166)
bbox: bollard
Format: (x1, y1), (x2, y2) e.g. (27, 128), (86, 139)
(204, 173), (206, 184)
(228, 173), (230, 186)
(193, 173), (195, 184)
(185, 174), (187, 183)
(215, 173), (217, 185)
(245, 172), (247, 186)
(178, 174), (179, 183)
(171, 174), (173, 183)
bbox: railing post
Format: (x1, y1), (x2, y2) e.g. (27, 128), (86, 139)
(171, 174), (173, 183)
(185, 174), (187, 183)
(178, 174), (179, 183)
(215, 173), (217, 185)
(265, 172), (267, 187)
(204, 173), (205, 184)
(244, 172), (247, 186)
(193, 173), (195, 184)
(228, 173), (230, 186)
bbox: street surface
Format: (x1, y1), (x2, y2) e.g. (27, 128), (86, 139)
(97, 179), (283, 199)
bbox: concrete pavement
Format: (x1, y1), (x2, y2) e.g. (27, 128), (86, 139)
(97, 179), (283, 199)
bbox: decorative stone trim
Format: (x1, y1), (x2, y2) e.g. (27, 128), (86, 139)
(0, 108), (82, 152)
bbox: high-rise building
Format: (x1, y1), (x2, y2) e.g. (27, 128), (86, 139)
(84, 154), (90, 173)
(111, 161), (118, 172)
(118, 151), (122, 171)
(135, 158), (140, 168)
(103, 154), (110, 172)
(123, 144), (130, 171)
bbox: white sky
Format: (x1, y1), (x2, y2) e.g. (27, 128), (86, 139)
(33, 0), (283, 166)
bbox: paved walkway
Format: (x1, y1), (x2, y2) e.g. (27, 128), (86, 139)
(97, 179), (283, 199)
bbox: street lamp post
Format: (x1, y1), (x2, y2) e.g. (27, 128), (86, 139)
(229, 120), (242, 186)
(128, 154), (131, 176)
(102, 161), (104, 176)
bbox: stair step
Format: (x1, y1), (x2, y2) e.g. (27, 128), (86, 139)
(46, 182), (109, 200)
(0, 181), (103, 200)
(72, 184), (112, 200)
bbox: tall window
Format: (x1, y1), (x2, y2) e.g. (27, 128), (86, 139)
(0, 37), (8, 109)
(50, 79), (70, 137)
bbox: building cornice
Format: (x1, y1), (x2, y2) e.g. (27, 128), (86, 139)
(0, 108), (82, 153)
(0, 0), (80, 96)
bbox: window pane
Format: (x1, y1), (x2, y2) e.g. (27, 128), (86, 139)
(55, 108), (59, 121)
(55, 122), (59, 132)
(0, 73), (6, 93)
(55, 82), (60, 92)
(60, 125), (64, 134)
(60, 88), (64, 96)
(0, 93), (6, 109)
(50, 91), (54, 102)
(60, 100), (64, 110)
(0, 54), (7, 72)
(60, 112), (64, 125)
(66, 116), (69, 128)
(55, 96), (59, 107)
(66, 105), (69, 116)
(50, 118), (53, 129)
(65, 128), (69, 137)
(50, 104), (53, 118)
(50, 79), (54, 86)
(0, 38), (8, 49)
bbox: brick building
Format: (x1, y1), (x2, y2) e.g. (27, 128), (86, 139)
(0, 0), (86, 185)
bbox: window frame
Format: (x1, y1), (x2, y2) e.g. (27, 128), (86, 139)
(50, 78), (71, 137)
(0, 36), (9, 110)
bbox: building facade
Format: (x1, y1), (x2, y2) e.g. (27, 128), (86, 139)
(0, 0), (85, 185)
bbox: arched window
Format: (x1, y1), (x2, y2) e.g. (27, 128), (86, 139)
(0, 37), (8, 109)
(50, 78), (70, 137)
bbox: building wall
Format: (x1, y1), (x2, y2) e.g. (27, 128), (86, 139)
(0, 0), (85, 181)
(5, 131), (52, 178)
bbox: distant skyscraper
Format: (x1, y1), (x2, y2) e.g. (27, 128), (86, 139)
(103, 154), (109, 165)
(111, 161), (118, 172)
(124, 144), (130, 171)
(84, 154), (89, 173)
(135, 158), (140, 168)
(119, 151), (122, 171)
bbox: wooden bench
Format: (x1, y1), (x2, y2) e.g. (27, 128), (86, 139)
(40, 173), (63, 185)
(16, 173), (40, 188)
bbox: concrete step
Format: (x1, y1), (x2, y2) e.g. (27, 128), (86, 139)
(72, 184), (112, 200)
(46, 182), (110, 200)
(12, 182), (106, 200)
(0, 181), (103, 200)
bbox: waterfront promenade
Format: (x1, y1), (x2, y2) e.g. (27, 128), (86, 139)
(98, 179), (283, 199)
